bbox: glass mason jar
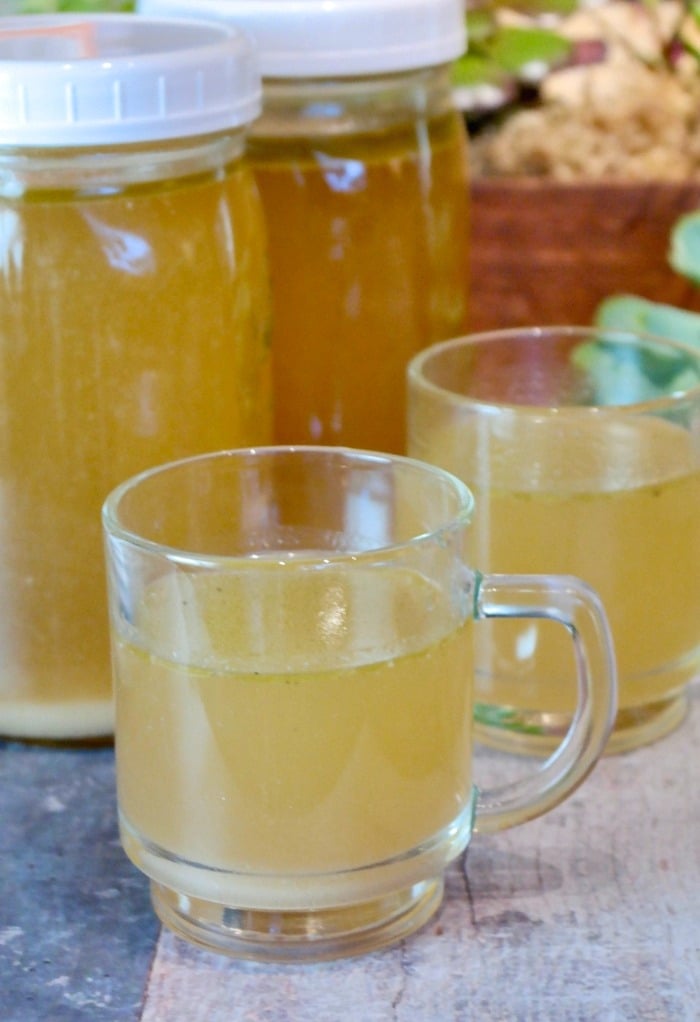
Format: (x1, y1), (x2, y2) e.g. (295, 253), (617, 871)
(0, 15), (271, 741)
(138, 0), (471, 453)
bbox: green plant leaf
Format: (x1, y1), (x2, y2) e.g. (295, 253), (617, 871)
(465, 9), (498, 47)
(573, 330), (700, 409)
(6, 0), (134, 9)
(62, 0), (134, 8)
(473, 703), (544, 735)
(584, 295), (700, 402)
(452, 53), (513, 89)
(505, 0), (577, 15)
(596, 294), (700, 345)
(669, 209), (700, 285)
(489, 26), (573, 75)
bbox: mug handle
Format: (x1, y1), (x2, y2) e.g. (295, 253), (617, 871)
(472, 572), (617, 833)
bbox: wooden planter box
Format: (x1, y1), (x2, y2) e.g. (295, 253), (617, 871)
(469, 179), (700, 331)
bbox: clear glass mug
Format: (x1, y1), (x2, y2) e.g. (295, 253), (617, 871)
(102, 447), (616, 962)
(408, 326), (700, 755)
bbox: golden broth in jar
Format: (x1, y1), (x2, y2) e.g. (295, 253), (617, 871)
(252, 108), (469, 451)
(137, 0), (471, 453)
(0, 17), (270, 740)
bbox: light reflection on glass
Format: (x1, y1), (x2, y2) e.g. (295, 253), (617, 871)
(318, 583), (348, 645)
(313, 152), (366, 194)
(82, 209), (154, 275)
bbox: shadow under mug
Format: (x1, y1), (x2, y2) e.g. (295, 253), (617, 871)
(102, 446), (616, 962)
(408, 326), (700, 755)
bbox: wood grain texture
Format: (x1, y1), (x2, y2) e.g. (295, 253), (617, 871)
(140, 688), (700, 1022)
(470, 180), (700, 331)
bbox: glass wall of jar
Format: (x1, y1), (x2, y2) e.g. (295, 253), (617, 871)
(0, 15), (272, 741)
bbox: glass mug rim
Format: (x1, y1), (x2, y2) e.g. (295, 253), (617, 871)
(101, 444), (476, 567)
(407, 325), (700, 414)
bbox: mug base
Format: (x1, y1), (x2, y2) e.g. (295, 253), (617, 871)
(150, 875), (444, 962)
(474, 691), (688, 757)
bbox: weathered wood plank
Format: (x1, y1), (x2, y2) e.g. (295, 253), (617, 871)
(141, 689), (700, 1022)
(3, 694), (695, 1020)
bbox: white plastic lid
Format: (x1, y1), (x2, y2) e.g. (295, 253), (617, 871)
(0, 14), (261, 146)
(136, 0), (467, 78)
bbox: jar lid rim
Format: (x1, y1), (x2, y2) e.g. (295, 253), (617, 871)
(0, 14), (261, 146)
(136, 0), (467, 77)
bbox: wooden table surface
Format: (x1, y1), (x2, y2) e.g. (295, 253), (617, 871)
(2, 687), (698, 1022)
